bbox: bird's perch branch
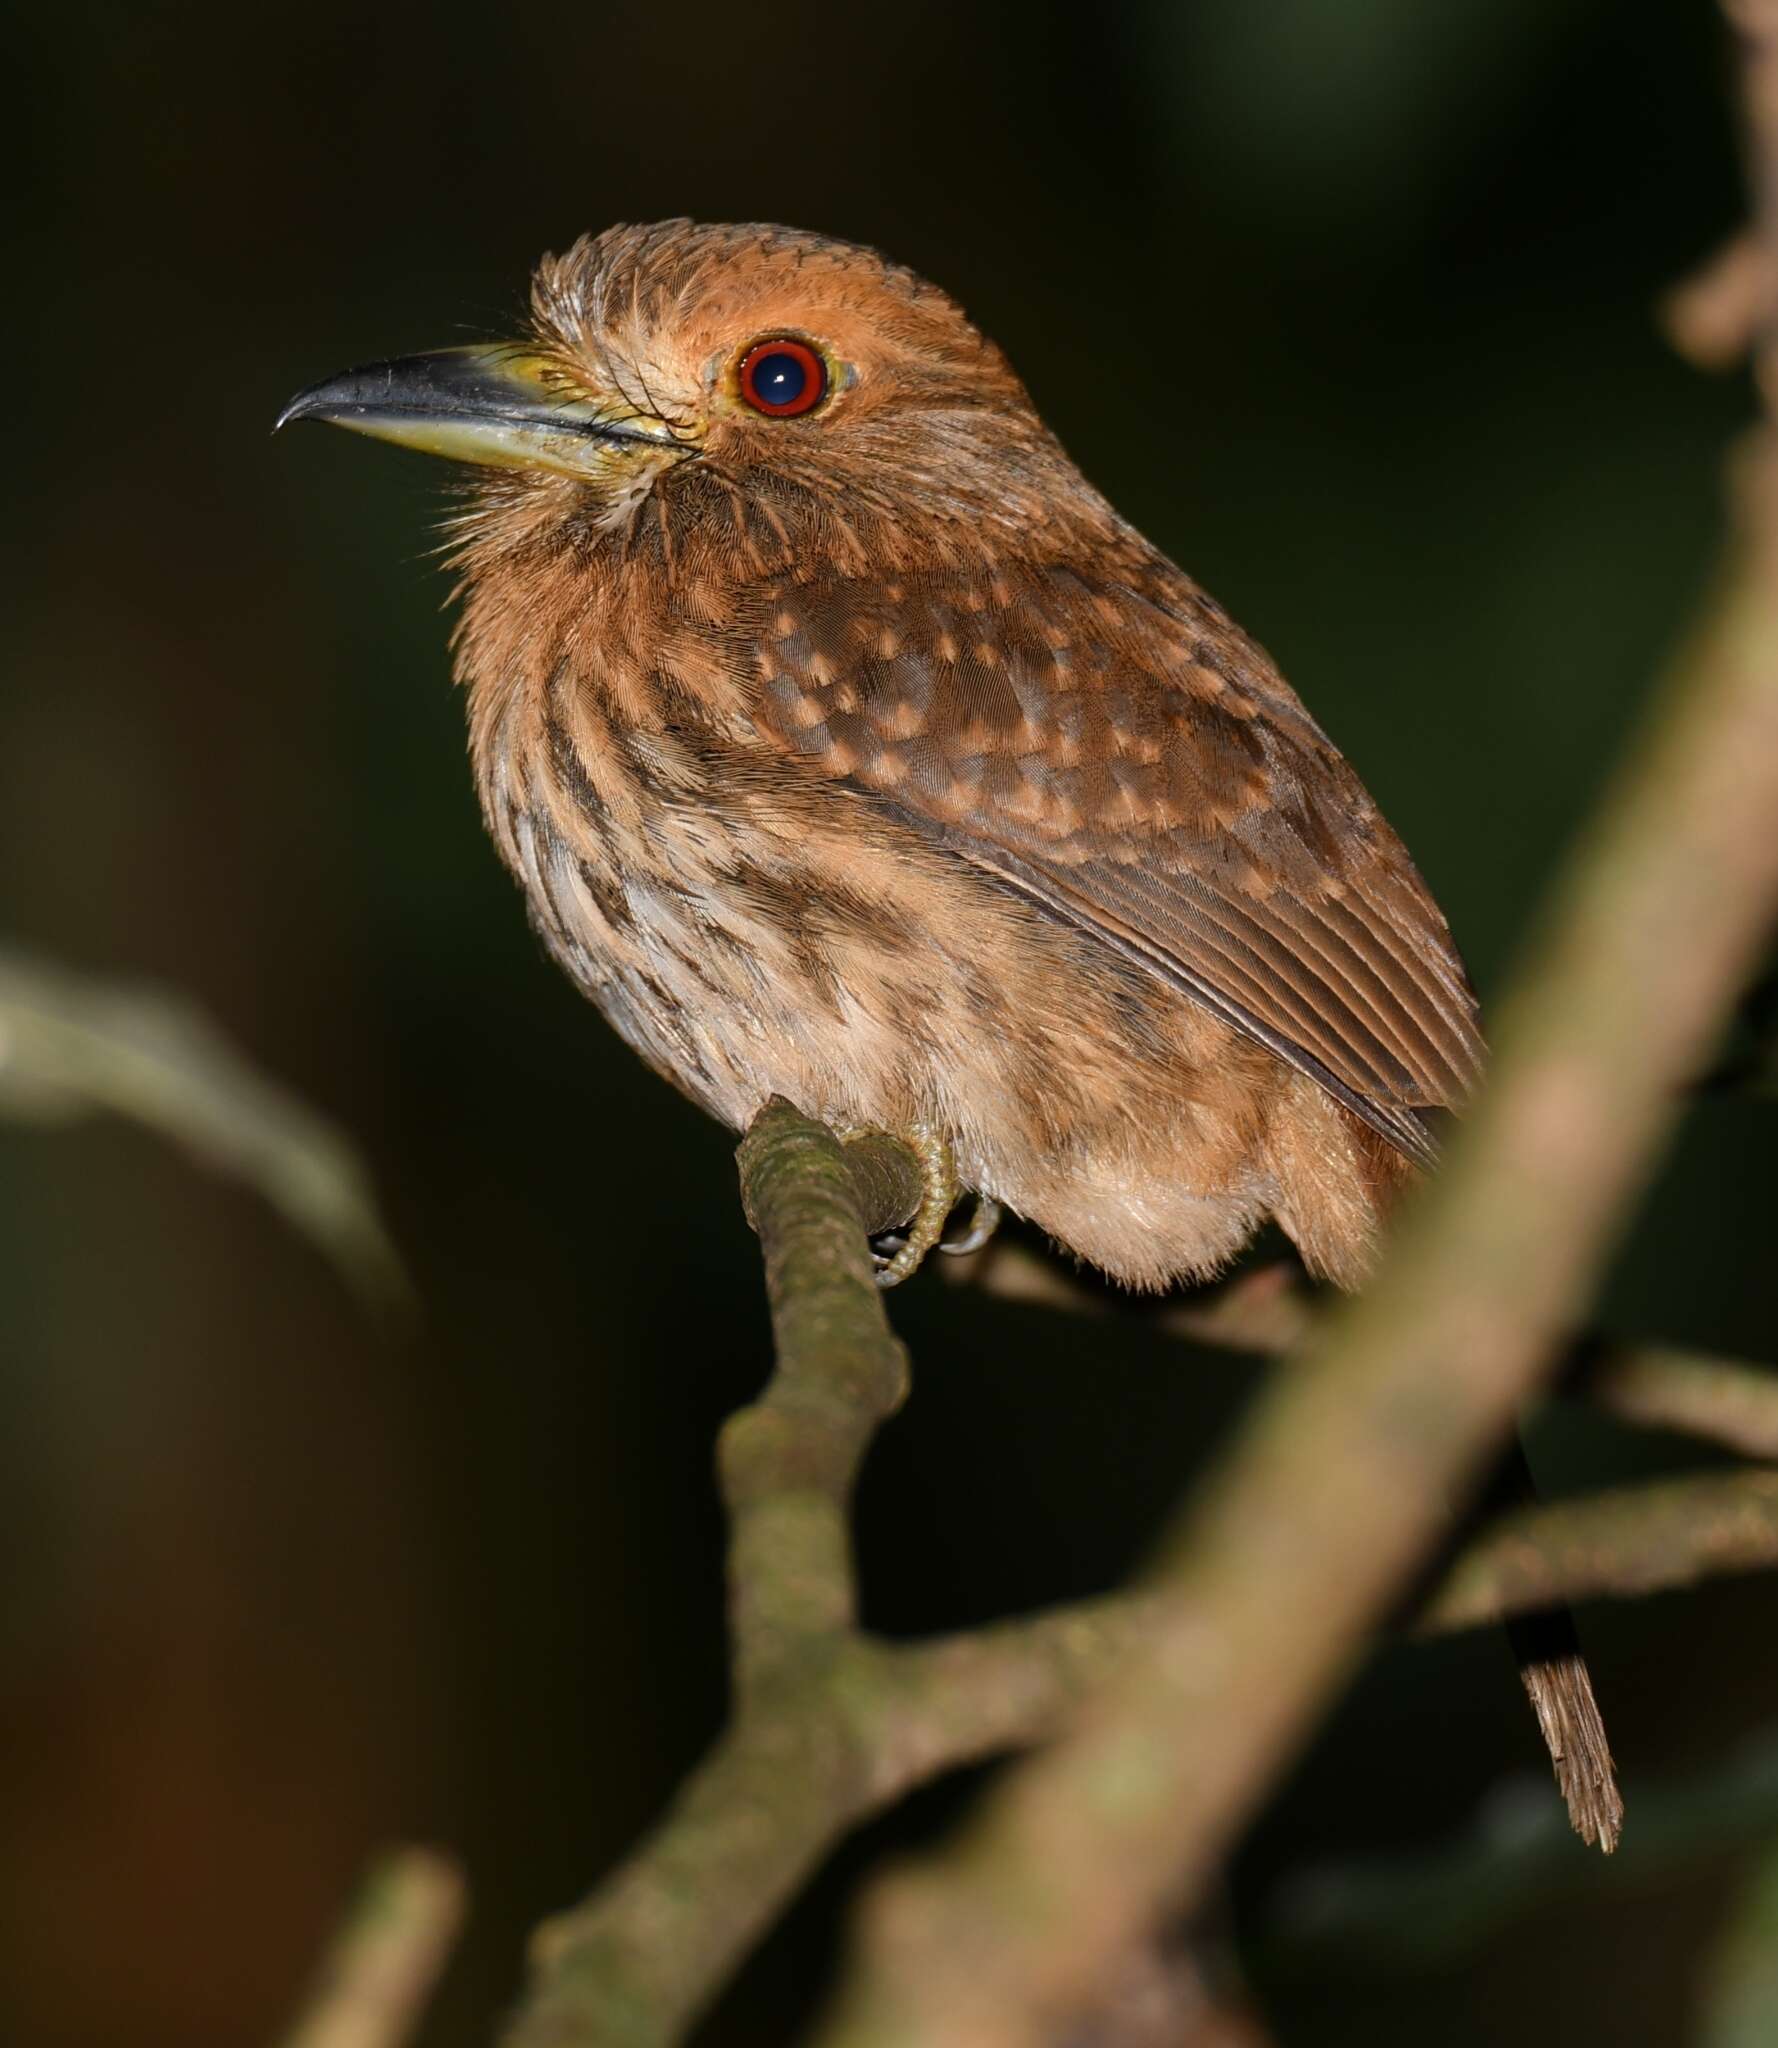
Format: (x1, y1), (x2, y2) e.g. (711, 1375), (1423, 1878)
(501, 1105), (1778, 2047)
(504, 1108), (901, 2047)
(723, 1109), (912, 1688)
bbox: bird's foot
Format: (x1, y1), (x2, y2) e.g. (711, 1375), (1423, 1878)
(837, 1121), (962, 1287)
(938, 1193), (1003, 1257)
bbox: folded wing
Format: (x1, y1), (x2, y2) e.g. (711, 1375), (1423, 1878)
(747, 553), (1484, 1164)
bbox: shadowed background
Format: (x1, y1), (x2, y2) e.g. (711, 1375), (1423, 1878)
(5, 2), (1774, 2043)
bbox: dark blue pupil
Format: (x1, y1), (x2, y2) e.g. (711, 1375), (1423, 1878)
(752, 351), (807, 407)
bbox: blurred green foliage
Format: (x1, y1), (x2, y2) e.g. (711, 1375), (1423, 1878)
(3, 3), (1773, 2044)
(1702, 1832), (1778, 2048)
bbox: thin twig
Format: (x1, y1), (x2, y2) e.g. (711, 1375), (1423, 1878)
(1419, 1467), (1778, 1632)
(1577, 1343), (1778, 1460)
(889, 1464), (1778, 1766)
(280, 1849), (464, 2048)
(0, 947), (409, 1312)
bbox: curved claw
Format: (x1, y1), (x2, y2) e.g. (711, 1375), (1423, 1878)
(839, 1123), (960, 1288)
(938, 1193), (1003, 1257)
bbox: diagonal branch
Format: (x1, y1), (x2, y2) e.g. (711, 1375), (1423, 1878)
(280, 1849), (464, 2048)
(807, 145), (1778, 2048)
(886, 1462), (1778, 1781)
(1576, 1343), (1778, 1459)
(0, 946), (409, 1311)
(1417, 1466), (1778, 1633)
(496, 1102), (1778, 2048)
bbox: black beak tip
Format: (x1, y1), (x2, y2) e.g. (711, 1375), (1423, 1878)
(274, 381), (333, 435)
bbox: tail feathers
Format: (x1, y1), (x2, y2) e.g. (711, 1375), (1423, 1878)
(1499, 1436), (1624, 1852)
(1508, 1604), (1624, 1852)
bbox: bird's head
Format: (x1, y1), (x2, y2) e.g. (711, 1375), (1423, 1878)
(279, 221), (1084, 567)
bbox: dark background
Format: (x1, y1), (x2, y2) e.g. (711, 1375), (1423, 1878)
(6, 3), (1775, 2043)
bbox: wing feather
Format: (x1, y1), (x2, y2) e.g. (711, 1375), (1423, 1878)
(746, 553), (1483, 1162)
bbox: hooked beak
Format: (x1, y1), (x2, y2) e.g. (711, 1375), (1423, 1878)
(275, 344), (691, 477)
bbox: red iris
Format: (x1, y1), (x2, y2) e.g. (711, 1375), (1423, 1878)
(737, 338), (827, 417)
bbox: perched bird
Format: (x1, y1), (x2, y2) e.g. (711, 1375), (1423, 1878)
(280, 220), (1619, 1847)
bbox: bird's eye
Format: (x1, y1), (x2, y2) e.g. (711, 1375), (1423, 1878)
(737, 338), (828, 418)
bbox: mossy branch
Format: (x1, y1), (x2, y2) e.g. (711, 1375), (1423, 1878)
(495, 1090), (1778, 2046)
